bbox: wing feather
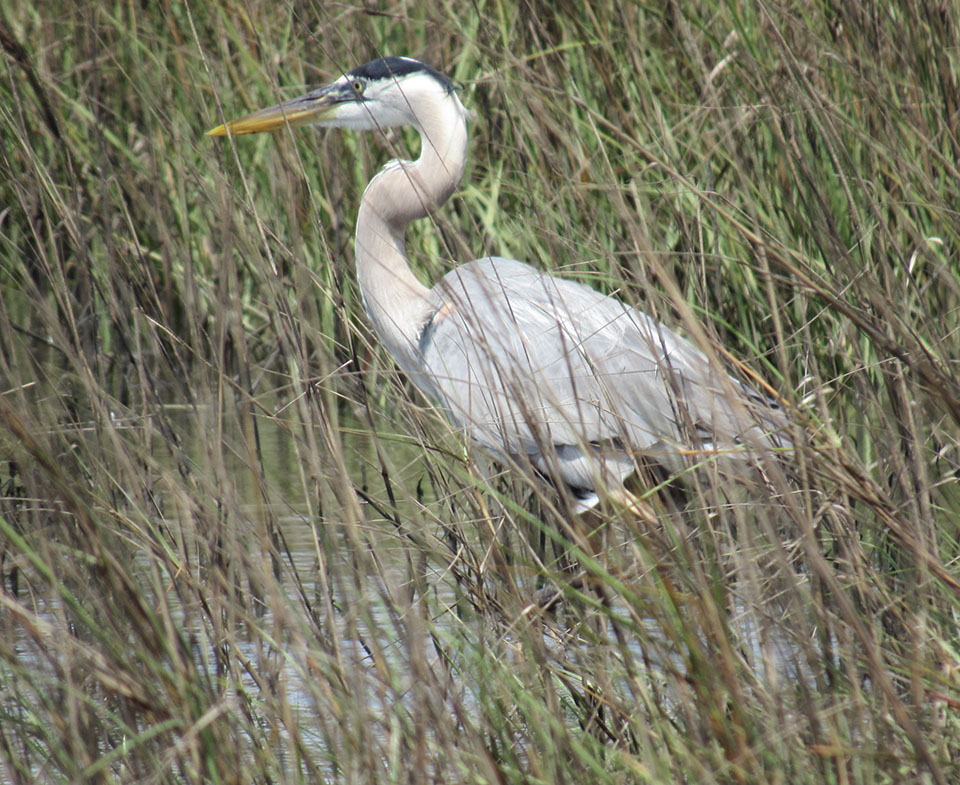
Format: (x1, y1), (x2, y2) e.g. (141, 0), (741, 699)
(416, 257), (784, 493)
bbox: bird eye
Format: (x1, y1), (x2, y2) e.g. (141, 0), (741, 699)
(351, 80), (365, 95)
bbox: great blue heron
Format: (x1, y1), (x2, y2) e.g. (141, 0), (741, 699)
(209, 56), (787, 512)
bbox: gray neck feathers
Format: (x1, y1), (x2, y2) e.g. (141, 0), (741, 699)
(354, 90), (468, 372)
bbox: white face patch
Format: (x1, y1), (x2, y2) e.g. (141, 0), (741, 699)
(322, 69), (463, 133)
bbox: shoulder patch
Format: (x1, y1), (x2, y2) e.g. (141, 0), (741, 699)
(417, 301), (457, 355)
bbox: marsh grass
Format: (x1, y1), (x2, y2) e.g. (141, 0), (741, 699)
(2, 1), (959, 782)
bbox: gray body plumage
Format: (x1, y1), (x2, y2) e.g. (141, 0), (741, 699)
(415, 256), (782, 506)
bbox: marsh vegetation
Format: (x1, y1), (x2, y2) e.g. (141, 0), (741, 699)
(1, 1), (959, 782)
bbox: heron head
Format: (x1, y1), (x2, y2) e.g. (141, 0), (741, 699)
(207, 56), (460, 136)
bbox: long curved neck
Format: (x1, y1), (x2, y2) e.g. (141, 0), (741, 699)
(355, 93), (468, 372)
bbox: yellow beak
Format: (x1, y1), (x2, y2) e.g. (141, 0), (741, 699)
(206, 86), (341, 136)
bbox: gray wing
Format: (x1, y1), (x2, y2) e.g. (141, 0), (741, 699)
(415, 257), (785, 494)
